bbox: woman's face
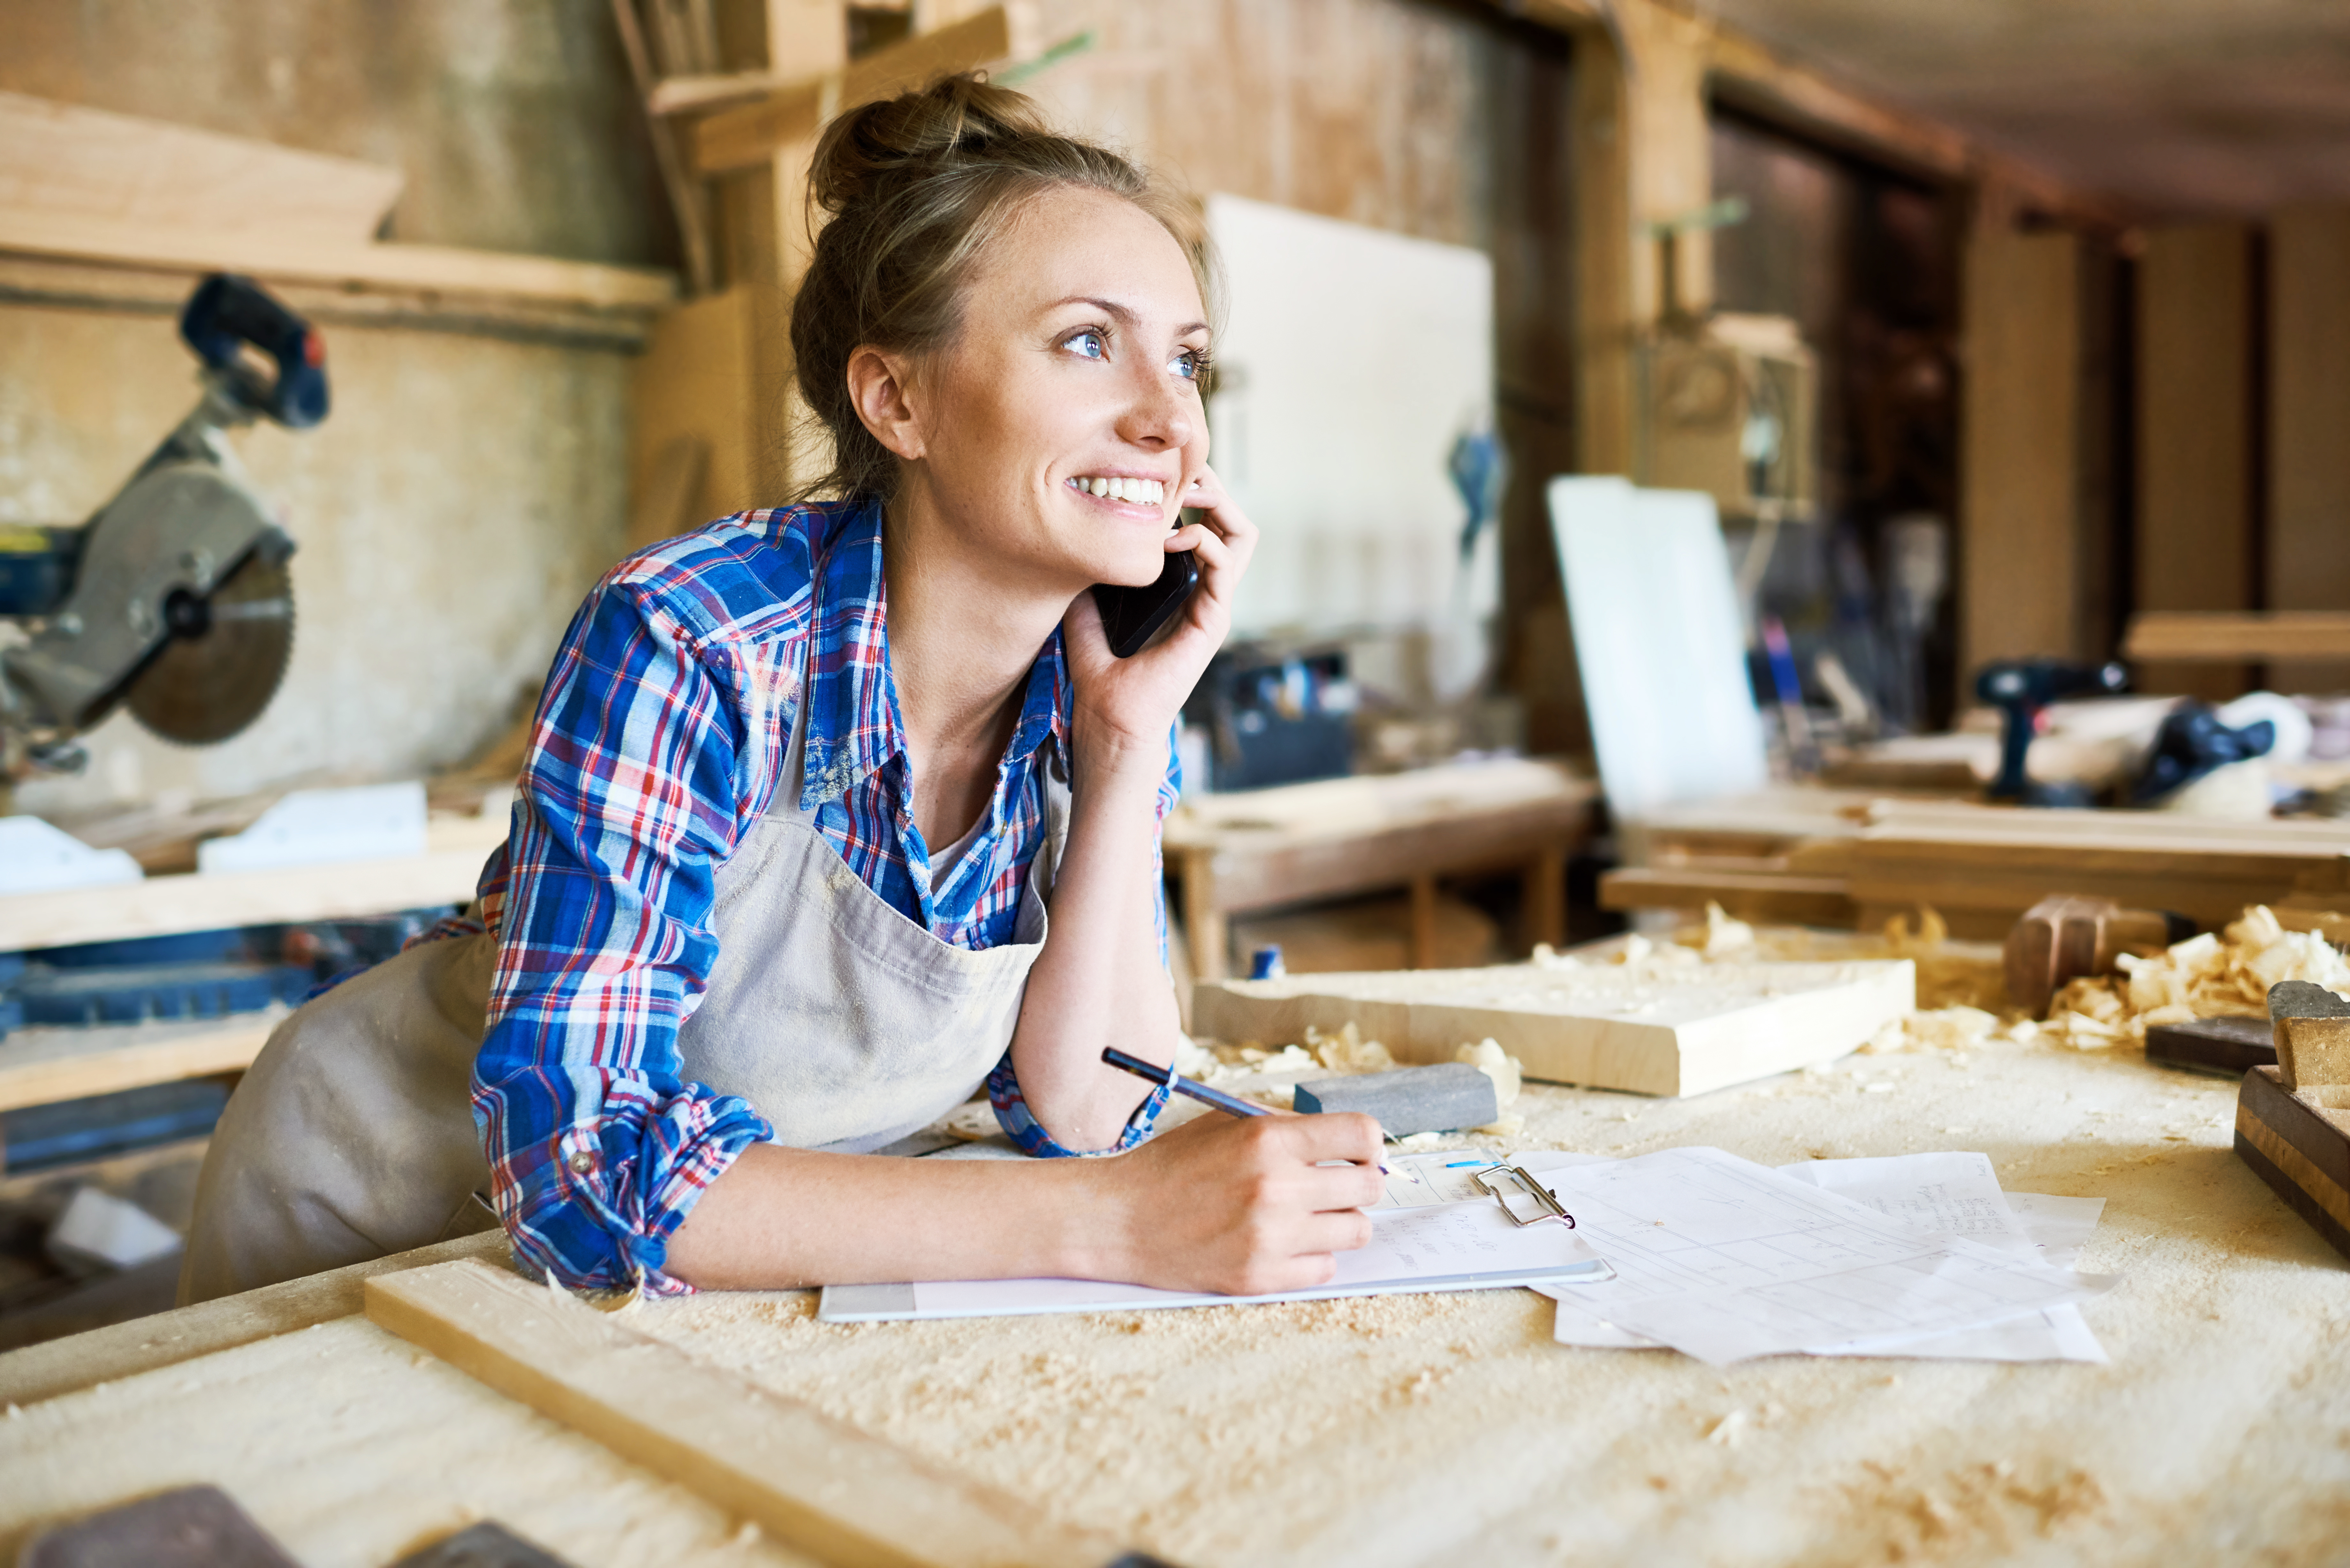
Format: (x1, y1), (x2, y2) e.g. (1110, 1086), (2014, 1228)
(889, 184), (1213, 594)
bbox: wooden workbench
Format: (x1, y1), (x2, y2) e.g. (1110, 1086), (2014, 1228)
(5, 1028), (2345, 1566)
(1165, 759), (1597, 979)
(1606, 787), (2350, 939)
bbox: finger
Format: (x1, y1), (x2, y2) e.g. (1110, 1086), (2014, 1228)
(1292, 1208), (1377, 1255)
(1297, 1160), (1388, 1212)
(1282, 1111), (1385, 1164)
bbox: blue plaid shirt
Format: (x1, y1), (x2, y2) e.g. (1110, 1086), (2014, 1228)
(467, 499), (1176, 1293)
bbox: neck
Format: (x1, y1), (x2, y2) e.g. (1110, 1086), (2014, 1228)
(880, 483), (1072, 762)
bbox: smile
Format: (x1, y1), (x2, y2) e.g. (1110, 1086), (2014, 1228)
(1068, 475), (1167, 505)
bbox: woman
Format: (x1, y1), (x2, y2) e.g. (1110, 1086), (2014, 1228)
(182, 75), (1383, 1304)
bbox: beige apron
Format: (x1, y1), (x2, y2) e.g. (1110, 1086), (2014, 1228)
(181, 671), (1067, 1303)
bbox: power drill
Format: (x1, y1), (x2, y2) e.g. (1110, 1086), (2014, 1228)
(1974, 659), (2128, 806)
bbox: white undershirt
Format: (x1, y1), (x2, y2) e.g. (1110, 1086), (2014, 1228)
(927, 814), (988, 892)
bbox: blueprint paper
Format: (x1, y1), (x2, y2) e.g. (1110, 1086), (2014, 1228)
(1526, 1147), (2110, 1365)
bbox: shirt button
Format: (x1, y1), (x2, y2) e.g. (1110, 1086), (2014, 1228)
(568, 1150), (600, 1175)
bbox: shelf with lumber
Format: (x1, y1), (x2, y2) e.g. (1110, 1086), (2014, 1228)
(0, 811), (505, 954)
(0, 1012), (278, 1116)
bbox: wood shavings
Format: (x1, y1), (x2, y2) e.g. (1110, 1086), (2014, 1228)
(1307, 1020), (1394, 1072)
(2045, 905), (2350, 1051)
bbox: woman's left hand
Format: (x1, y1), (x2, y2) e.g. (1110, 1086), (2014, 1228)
(1062, 464), (1256, 767)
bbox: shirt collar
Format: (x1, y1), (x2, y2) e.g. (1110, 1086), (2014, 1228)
(798, 498), (1070, 810)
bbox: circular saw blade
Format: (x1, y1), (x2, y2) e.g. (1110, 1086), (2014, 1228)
(125, 551), (295, 745)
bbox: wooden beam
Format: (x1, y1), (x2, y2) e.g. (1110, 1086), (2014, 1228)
(0, 206), (675, 311)
(365, 1259), (1122, 1568)
(2124, 611), (2350, 663)
(610, 0), (716, 295)
(2135, 225), (2256, 699)
(1569, 28), (1636, 475)
(689, 6), (1032, 175)
(2268, 205), (2350, 693)
(1959, 226), (2083, 673)
(0, 90), (402, 246)
(0, 1230), (508, 1409)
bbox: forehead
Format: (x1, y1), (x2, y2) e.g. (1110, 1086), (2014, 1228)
(966, 184), (1206, 329)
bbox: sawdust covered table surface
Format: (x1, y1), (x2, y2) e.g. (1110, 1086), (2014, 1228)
(633, 1036), (2350, 1568)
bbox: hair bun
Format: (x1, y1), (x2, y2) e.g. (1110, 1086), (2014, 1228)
(808, 72), (1053, 215)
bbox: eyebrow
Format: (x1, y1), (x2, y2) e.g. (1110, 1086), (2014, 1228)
(1049, 295), (1210, 337)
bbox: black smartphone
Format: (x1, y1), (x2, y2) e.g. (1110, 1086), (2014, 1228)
(1092, 544), (1201, 658)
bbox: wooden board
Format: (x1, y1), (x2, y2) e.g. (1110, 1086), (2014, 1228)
(365, 1259), (1123, 1568)
(2135, 225), (2256, 702)
(2267, 207), (2350, 694)
(689, 7), (1035, 175)
(2235, 1065), (2350, 1266)
(0, 205), (675, 311)
(0, 811), (504, 952)
(2122, 611), (2350, 663)
(0, 90), (401, 244)
(1192, 957), (1915, 1097)
(0, 1230), (508, 1409)
(1960, 226), (2084, 674)
(0, 1014), (273, 1114)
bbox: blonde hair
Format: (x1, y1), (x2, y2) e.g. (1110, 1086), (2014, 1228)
(790, 73), (1217, 505)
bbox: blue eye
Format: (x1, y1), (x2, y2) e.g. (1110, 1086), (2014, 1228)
(1066, 329), (1107, 359)
(1171, 350), (1198, 380)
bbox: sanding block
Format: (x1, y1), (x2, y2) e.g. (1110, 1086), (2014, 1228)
(2232, 981), (2350, 1266)
(1293, 1061), (1498, 1135)
(18, 1485), (298, 1568)
(2146, 1014), (2275, 1077)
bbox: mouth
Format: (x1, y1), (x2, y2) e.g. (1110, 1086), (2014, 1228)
(1067, 474), (1169, 509)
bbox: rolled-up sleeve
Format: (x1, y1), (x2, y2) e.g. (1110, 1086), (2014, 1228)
(472, 574), (776, 1293)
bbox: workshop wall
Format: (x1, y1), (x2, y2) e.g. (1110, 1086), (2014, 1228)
(0, 0), (657, 816)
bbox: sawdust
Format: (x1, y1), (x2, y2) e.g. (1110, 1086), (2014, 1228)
(2039, 905), (2350, 1051)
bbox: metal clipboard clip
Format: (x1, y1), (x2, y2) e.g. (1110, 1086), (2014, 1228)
(1471, 1164), (1574, 1228)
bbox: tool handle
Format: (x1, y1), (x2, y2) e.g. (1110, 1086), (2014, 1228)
(180, 273), (330, 428)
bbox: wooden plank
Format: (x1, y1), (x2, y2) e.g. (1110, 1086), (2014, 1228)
(364, 1259), (1121, 1568)
(1192, 958), (1914, 1097)
(610, 0), (715, 296)
(2123, 611), (2350, 663)
(689, 6), (1030, 175)
(0, 1015), (274, 1114)
(2237, 1066), (2350, 1266)
(1599, 866), (1859, 927)
(0, 205), (676, 311)
(0, 830), (496, 952)
(2268, 206), (2350, 694)
(0, 1229), (508, 1408)
(2135, 225), (2255, 701)
(0, 90), (401, 245)
(1960, 226), (2084, 674)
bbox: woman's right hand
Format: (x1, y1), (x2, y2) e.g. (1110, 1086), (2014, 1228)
(1088, 1110), (1386, 1296)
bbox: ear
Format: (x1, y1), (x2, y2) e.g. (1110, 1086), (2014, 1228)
(845, 345), (926, 462)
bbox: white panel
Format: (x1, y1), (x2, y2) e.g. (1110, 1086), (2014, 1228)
(1205, 193), (1495, 641)
(1548, 477), (1767, 818)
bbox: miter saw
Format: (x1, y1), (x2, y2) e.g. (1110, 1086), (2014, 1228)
(0, 274), (323, 780)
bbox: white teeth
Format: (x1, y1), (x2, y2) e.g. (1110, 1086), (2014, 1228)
(1075, 476), (1165, 504)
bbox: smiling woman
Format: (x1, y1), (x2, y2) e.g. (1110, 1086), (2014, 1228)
(178, 73), (1388, 1307)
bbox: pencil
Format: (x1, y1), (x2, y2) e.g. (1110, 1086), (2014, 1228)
(1101, 1045), (1268, 1118)
(1100, 1047), (1389, 1175)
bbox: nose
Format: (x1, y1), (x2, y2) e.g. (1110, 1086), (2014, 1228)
(1115, 358), (1196, 454)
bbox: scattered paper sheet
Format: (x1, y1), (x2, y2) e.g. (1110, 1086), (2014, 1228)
(1526, 1147), (2112, 1365)
(1776, 1156), (2108, 1363)
(819, 1184), (1606, 1322)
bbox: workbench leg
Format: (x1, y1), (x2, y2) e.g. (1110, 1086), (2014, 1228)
(1179, 847), (1228, 981)
(1527, 841), (1568, 953)
(1409, 874), (1439, 969)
